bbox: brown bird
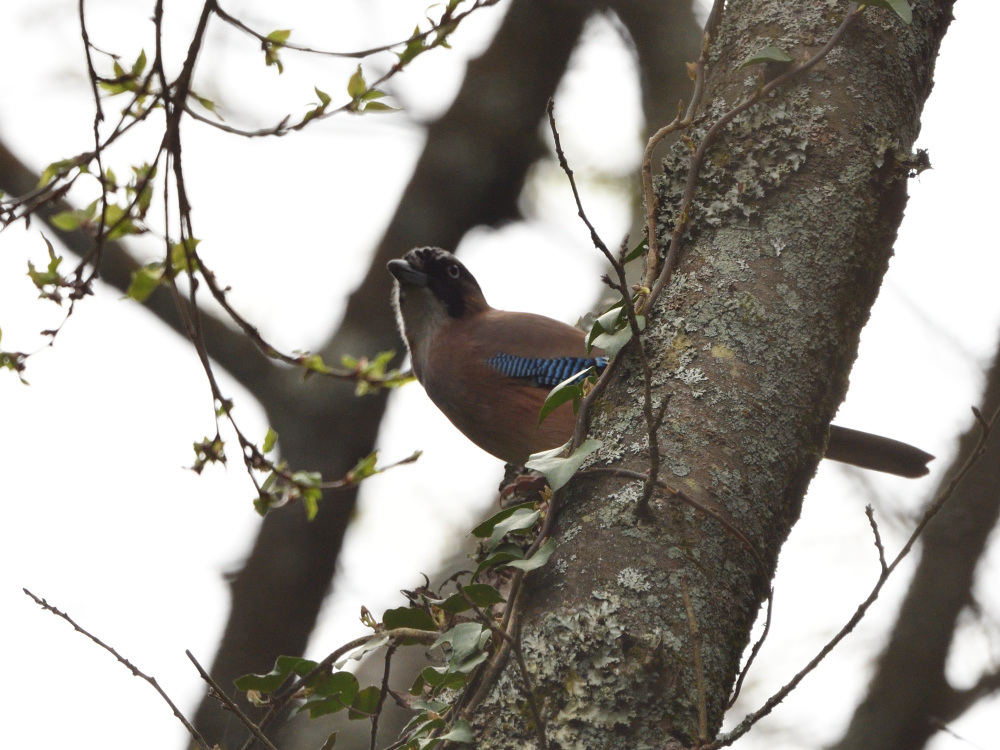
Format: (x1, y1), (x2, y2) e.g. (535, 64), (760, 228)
(389, 246), (933, 477)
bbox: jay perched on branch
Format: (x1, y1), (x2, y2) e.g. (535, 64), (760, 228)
(388, 246), (932, 478)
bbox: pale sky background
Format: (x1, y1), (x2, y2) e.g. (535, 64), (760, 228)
(2, 1), (999, 749)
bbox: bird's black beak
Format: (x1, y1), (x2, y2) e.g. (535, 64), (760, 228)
(387, 258), (428, 287)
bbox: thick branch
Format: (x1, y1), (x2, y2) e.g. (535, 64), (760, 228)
(471, 2), (957, 746)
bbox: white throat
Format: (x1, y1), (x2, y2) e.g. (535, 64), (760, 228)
(391, 282), (451, 378)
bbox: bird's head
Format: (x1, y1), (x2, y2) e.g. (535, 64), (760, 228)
(388, 247), (490, 368)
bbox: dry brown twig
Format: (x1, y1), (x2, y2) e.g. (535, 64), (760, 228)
(22, 588), (213, 750)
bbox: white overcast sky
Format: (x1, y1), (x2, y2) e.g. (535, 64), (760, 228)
(2, 1), (999, 749)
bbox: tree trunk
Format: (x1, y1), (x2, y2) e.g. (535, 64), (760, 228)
(472, 1), (956, 745)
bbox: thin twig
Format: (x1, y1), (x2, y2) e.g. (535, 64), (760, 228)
(187, 650), (279, 750)
(22, 589), (212, 750)
(241, 630), (435, 749)
(213, 0), (499, 60)
(710, 401), (1000, 748)
(370, 644), (397, 750)
(727, 585), (774, 708)
(865, 505), (888, 575)
(547, 102), (667, 516)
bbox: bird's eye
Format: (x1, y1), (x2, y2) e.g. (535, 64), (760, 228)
(447, 264), (460, 279)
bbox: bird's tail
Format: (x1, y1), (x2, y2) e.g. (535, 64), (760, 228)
(826, 424), (934, 478)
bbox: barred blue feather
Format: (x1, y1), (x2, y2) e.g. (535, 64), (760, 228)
(485, 353), (608, 387)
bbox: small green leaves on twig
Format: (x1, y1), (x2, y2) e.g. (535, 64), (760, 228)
(253, 448), (421, 519)
(294, 350), (413, 392)
(191, 93), (223, 120)
(26, 237), (66, 303)
(0, 329), (28, 384)
(37, 157), (84, 189)
(50, 162), (156, 242)
(191, 435), (226, 474)
(126, 237), (200, 302)
(263, 29), (292, 73)
(345, 65), (397, 114)
(126, 263), (165, 302)
(397, 25), (428, 66)
(99, 49), (149, 95)
(340, 350), (414, 394)
(302, 87), (332, 123)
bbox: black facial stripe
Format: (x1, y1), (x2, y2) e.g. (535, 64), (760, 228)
(403, 247), (482, 320)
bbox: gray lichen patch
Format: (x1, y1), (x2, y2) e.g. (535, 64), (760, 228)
(655, 86), (824, 241)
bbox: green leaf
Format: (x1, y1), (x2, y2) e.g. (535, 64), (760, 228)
(538, 372), (590, 426)
(397, 26), (426, 66)
(591, 313), (645, 358)
(383, 606), (437, 632)
(298, 671), (360, 718)
(131, 49), (147, 76)
(525, 437), (602, 491)
(170, 237), (201, 273)
(863, 0), (912, 23)
(432, 583), (505, 614)
(312, 670), (359, 699)
(505, 537), (557, 572)
(266, 29), (292, 44)
(412, 666), (467, 694)
(587, 305), (622, 351)
(194, 93), (223, 120)
(360, 101), (398, 113)
(346, 451), (379, 483)
(485, 507), (540, 551)
(624, 237), (648, 263)
(335, 634), (390, 668)
(348, 686), (381, 720)
(470, 503), (536, 539)
(26, 241), (63, 290)
(49, 211), (81, 231)
(315, 87), (331, 107)
(127, 262), (165, 302)
(739, 45), (793, 69)
(300, 353), (332, 375)
(432, 622), (490, 667)
(37, 158), (78, 188)
(262, 427), (278, 453)
(440, 719), (474, 743)
(473, 544), (524, 580)
(347, 65), (367, 99)
(0, 332), (29, 384)
(235, 655), (318, 693)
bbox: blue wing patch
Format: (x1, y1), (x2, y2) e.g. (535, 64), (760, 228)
(485, 353), (608, 387)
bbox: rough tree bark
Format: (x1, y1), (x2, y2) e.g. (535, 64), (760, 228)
(470, 1), (956, 746)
